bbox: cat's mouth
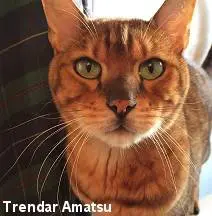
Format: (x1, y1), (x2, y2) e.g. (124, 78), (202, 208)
(99, 120), (139, 148)
(112, 125), (129, 133)
(105, 121), (136, 134)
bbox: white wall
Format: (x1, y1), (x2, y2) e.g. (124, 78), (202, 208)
(92, 0), (164, 21)
(185, 0), (212, 65)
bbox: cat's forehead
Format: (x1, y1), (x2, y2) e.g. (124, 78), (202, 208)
(94, 19), (146, 43)
(68, 19), (173, 63)
(88, 19), (149, 60)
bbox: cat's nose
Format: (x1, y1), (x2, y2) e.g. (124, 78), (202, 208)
(107, 99), (136, 118)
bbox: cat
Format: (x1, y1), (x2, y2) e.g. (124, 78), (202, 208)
(42, 0), (212, 215)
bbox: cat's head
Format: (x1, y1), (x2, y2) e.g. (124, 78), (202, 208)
(42, 0), (196, 148)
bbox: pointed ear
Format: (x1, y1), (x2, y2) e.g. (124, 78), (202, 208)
(42, 0), (86, 53)
(153, 0), (196, 52)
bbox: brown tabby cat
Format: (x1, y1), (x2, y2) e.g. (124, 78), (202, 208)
(42, 0), (211, 215)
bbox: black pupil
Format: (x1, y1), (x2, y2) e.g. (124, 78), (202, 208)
(86, 62), (92, 72)
(147, 62), (154, 73)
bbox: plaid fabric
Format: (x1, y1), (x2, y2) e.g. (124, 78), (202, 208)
(0, 0), (88, 215)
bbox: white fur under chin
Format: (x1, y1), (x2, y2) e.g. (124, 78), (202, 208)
(133, 120), (162, 145)
(98, 120), (162, 149)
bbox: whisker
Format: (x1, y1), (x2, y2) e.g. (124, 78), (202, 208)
(157, 131), (196, 183)
(0, 122), (67, 183)
(37, 100), (54, 113)
(29, 117), (84, 165)
(74, 133), (90, 202)
(142, 17), (154, 42)
(151, 134), (178, 195)
(49, 6), (96, 40)
(89, 18), (99, 39)
(71, 5), (98, 39)
(146, 13), (175, 44)
(162, 118), (193, 141)
(1, 113), (58, 133)
(159, 127), (198, 175)
(56, 130), (87, 214)
(149, 135), (183, 213)
(154, 132), (186, 214)
(1, 109), (83, 134)
(0, 31), (48, 56)
(0, 131), (47, 160)
(38, 126), (83, 201)
(150, 135), (168, 181)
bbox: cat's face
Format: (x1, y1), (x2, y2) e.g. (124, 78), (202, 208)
(42, 0), (195, 148)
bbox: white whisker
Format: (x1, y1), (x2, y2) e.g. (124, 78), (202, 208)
(30, 117), (84, 165)
(38, 126), (83, 202)
(0, 122), (67, 183)
(0, 31), (48, 56)
(56, 130), (87, 214)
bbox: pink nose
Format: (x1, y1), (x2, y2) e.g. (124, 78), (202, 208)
(107, 99), (136, 118)
(111, 100), (131, 113)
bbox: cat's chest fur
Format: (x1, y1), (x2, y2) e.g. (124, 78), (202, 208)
(66, 123), (191, 216)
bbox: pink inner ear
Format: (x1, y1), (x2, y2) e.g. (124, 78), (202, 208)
(42, 0), (86, 52)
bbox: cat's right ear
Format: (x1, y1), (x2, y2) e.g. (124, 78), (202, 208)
(42, 0), (86, 53)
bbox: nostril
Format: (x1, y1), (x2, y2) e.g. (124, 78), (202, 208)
(110, 105), (118, 114)
(107, 101), (136, 118)
(126, 104), (136, 113)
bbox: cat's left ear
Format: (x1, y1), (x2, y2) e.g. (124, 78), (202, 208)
(42, 0), (86, 53)
(153, 0), (196, 53)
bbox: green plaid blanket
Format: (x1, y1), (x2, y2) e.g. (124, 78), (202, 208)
(0, 1), (86, 215)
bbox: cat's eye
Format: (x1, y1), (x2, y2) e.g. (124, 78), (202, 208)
(139, 58), (165, 80)
(74, 57), (101, 79)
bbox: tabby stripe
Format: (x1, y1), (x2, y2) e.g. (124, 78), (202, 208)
(110, 160), (118, 184)
(104, 149), (112, 193)
(88, 156), (100, 177)
(104, 28), (111, 51)
(127, 29), (133, 52)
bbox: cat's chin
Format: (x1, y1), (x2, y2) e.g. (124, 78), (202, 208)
(96, 121), (162, 149)
(99, 129), (136, 149)
(96, 128), (141, 149)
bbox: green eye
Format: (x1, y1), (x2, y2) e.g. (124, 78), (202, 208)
(74, 57), (101, 79)
(139, 58), (165, 80)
